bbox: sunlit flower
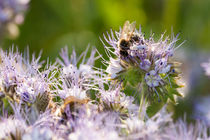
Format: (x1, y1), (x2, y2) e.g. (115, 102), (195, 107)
(106, 58), (124, 79)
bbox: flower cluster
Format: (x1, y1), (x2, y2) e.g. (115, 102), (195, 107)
(0, 48), (55, 112)
(55, 47), (102, 100)
(0, 21), (209, 139)
(102, 21), (184, 115)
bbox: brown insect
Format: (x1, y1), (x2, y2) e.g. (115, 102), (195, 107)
(118, 21), (136, 57)
(55, 96), (89, 122)
(62, 96), (89, 110)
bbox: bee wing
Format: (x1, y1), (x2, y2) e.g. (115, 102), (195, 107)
(120, 21), (136, 40)
(129, 21), (136, 33)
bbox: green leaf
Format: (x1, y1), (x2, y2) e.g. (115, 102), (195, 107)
(167, 91), (176, 103)
(166, 76), (183, 98)
(121, 67), (143, 87)
(146, 101), (165, 118)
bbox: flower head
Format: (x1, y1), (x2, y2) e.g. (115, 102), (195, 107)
(0, 48), (55, 112)
(101, 21), (183, 103)
(56, 47), (103, 99)
(99, 84), (138, 115)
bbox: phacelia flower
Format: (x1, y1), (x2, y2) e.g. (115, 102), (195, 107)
(0, 48), (55, 112)
(56, 47), (103, 100)
(99, 84), (138, 115)
(101, 21), (184, 109)
(53, 47), (105, 120)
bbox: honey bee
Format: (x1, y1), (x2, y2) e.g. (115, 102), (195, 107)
(55, 96), (89, 122)
(118, 21), (136, 57)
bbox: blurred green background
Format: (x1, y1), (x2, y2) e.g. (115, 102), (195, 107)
(2, 0), (209, 59)
(1, 0), (210, 119)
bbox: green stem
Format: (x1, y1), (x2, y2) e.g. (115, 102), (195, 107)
(139, 80), (147, 120)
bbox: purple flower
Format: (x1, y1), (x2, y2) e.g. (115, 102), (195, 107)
(101, 21), (184, 101)
(102, 21), (180, 82)
(0, 48), (54, 112)
(99, 84), (138, 114)
(55, 47), (104, 100)
(145, 70), (162, 87)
